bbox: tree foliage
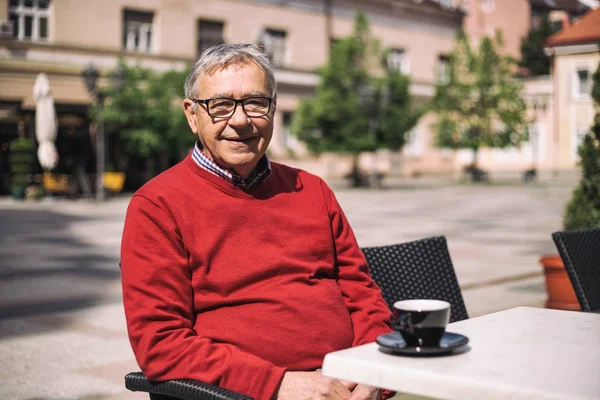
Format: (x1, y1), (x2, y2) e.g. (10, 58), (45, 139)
(519, 17), (561, 77)
(9, 137), (34, 192)
(379, 71), (422, 150)
(431, 31), (529, 164)
(292, 12), (421, 172)
(94, 61), (194, 170)
(564, 63), (600, 230)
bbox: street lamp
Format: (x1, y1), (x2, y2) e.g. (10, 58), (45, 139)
(82, 64), (100, 95)
(81, 63), (125, 201)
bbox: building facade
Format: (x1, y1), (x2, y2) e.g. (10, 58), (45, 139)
(3, 0), (592, 193)
(0, 0), (465, 192)
(420, 0), (596, 176)
(456, 0), (531, 61)
(545, 6), (600, 170)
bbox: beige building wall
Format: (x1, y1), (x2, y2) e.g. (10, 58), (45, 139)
(330, 10), (458, 84)
(0, 2), (7, 20)
(401, 113), (456, 176)
(553, 49), (599, 169)
(0, 0), (461, 90)
(458, 0), (531, 60)
(0, 0), (465, 180)
(50, 0), (331, 68)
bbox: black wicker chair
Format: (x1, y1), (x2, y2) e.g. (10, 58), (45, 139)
(125, 235), (468, 398)
(125, 371), (251, 400)
(552, 227), (600, 312)
(363, 236), (468, 323)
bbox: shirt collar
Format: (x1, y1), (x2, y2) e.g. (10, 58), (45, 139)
(191, 141), (271, 189)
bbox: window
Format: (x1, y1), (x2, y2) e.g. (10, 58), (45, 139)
(259, 29), (287, 67)
(437, 55), (450, 84)
(387, 48), (410, 75)
(282, 111), (298, 150)
(123, 9), (153, 53)
(197, 20), (224, 56)
(9, 0), (50, 41)
(481, 0), (495, 12)
(575, 68), (591, 97)
(439, 0), (452, 8)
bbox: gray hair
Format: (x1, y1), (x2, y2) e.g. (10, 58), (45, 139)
(184, 44), (277, 106)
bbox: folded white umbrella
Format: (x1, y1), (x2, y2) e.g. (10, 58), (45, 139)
(37, 140), (58, 170)
(33, 73), (59, 169)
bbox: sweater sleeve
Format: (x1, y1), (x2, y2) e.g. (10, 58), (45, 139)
(320, 181), (393, 346)
(120, 195), (286, 400)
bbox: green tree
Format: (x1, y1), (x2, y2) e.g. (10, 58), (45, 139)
(564, 63), (600, 230)
(431, 31), (529, 176)
(519, 17), (561, 77)
(292, 12), (421, 186)
(98, 61), (194, 177)
(378, 71), (422, 151)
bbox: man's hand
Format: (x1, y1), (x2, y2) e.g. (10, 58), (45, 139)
(275, 371), (353, 400)
(347, 384), (381, 400)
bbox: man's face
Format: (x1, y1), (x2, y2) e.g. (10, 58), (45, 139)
(183, 62), (275, 179)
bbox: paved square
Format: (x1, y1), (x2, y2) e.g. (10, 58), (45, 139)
(0, 176), (575, 399)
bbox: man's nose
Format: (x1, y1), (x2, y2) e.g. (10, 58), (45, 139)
(228, 103), (250, 127)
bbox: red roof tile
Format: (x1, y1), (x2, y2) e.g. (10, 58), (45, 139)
(546, 8), (600, 47)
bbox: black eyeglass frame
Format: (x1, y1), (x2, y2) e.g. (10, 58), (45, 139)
(190, 97), (273, 118)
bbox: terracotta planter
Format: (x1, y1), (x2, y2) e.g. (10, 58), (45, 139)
(540, 254), (580, 311)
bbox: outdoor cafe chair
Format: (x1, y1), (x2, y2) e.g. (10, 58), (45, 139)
(552, 227), (600, 312)
(362, 235), (469, 323)
(125, 235), (468, 398)
(124, 371), (250, 400)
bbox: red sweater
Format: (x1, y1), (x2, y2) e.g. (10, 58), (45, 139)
(120, 154), (392, 400)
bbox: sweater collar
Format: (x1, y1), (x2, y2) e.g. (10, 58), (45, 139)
(191, 141), (271, 189)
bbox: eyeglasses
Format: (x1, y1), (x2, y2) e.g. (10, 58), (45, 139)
(191, 97), (273, 118)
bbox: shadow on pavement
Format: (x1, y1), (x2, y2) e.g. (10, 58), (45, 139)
(0, 208), (122, 334)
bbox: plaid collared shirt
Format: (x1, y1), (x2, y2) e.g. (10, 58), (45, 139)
(191, 141), (271, 189)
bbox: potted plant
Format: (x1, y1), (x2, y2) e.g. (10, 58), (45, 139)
(9, 137), (34, 200)
(541, 63), (600, 310)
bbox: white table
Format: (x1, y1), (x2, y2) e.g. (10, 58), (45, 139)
(322, 307), (600, 400)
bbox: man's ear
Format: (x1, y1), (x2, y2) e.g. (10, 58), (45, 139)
(183, 99), (198, 134)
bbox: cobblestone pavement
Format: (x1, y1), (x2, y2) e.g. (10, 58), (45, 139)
(0, 176), (575, 399)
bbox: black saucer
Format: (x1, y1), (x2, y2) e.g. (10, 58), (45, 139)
(376, 331), (469, 356)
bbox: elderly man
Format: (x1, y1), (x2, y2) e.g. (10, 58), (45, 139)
(121, 43), (392, 400)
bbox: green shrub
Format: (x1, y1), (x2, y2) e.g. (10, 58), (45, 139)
(9, 138), (34, 194)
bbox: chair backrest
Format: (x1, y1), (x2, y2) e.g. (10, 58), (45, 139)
(361, 236), (468, 323)
(552, 227), (600, 312)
